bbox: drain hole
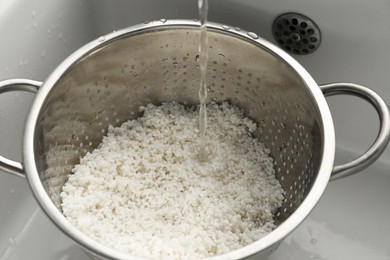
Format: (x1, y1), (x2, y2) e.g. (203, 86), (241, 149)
(272, 13), (321, 55)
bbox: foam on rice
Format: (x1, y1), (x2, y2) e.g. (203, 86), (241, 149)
(60, 101), (285, 259)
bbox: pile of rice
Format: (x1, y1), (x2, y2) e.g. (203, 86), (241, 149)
(60, 101), (284, 259)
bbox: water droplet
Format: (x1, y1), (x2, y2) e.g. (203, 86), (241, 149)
(144, 20), (150, 24)
(32, 10), (36, 18)
(160, 19), (167, 23)
(58, 32), (63, 40)
(41, 50), (46, 59)
(22, 60), (28, 66)
(234, 27), (241, 31)
(97, 36), (105, 42)
(310, 238), (318, 245)
(247, 32), (259, 39)
(33, 22), (38, 28)
(222, 25), (230, 30)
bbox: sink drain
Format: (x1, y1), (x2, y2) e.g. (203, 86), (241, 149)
(272, 13), (321, 55)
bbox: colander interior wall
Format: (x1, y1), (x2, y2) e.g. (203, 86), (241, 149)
(33, 25), (324, 225)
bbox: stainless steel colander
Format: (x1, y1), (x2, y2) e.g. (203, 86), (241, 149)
(0, 20), (389, 259)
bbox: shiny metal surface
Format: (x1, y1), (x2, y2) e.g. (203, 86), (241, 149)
(0, 79), (41, 177)
(23, 20), (335, 260)
(272, 13), (321, 55)
(0, 20), (388, 259)
(320, 83), (390, 180)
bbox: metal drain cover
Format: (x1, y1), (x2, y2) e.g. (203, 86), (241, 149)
(272, 13), (321, 55)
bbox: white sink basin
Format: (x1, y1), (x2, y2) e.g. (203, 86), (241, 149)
(1, 0), (389, 259)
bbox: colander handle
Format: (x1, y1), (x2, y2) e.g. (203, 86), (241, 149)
(0, 79), (41, 178)
(320, 83), (390, 180)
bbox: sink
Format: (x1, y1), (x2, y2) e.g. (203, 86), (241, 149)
(1, 0), (389, 259)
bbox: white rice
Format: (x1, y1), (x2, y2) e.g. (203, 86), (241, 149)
(60, 101), (285, 259)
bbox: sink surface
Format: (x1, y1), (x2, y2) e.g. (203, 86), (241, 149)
(0, 0), (389, 259)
